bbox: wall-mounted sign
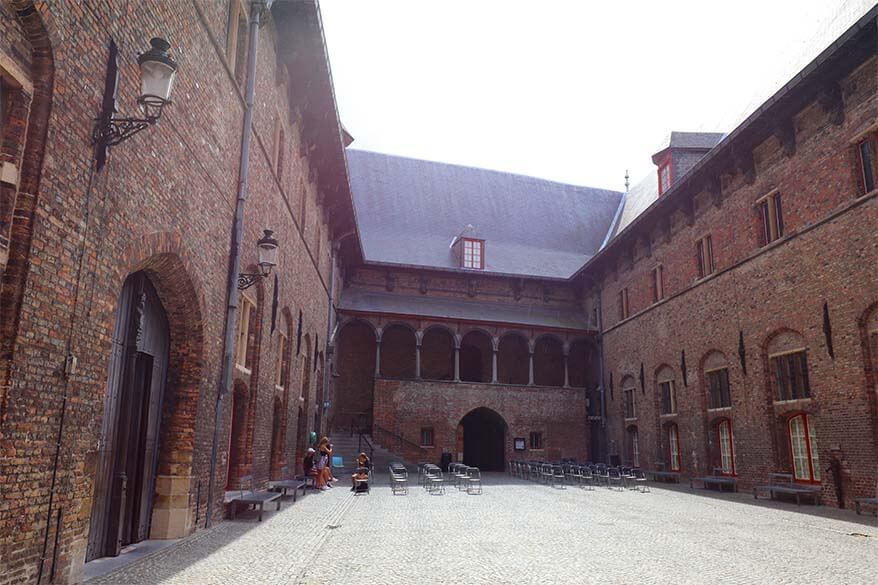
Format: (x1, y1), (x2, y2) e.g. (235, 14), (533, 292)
(513, 437), (526, 451)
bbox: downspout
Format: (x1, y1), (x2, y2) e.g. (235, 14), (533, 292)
(596, 290), (608, 462)
(206, 0), (269, 529)
(318, 240), (339, 436)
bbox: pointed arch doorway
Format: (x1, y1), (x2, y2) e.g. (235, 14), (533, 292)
(458, 408), (507, 471)
(87, 272), (169, 560)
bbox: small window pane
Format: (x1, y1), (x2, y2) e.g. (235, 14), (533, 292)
(860, 140), (875, 193)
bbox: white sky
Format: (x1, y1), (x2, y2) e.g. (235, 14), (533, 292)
(320, 0), (874, 191)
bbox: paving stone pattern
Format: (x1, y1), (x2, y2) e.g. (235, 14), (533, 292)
(90, 474), (878, 585)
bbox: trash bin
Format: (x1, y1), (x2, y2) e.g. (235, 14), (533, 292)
(440, 452), (453, 472)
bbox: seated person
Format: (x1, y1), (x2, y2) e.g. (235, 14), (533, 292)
(351, 467), (369, 492)
(356, 452), (371, 470)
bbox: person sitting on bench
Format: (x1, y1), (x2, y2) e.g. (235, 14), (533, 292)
(351, 467), (369, 492)
(351, 453), (371, 490)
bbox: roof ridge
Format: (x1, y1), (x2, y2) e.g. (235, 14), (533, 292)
(347, 148), (623, 195)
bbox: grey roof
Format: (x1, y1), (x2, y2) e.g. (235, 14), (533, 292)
(610, 171), (658, 238)
(346, 150), (623, 280)
(338, 289), (592, 330)
(654, 131), (726, 154)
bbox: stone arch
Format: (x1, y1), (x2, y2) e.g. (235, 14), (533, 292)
(857, 302), (878, 464)
(227, 380), (250, 490)
(0, 1), (55, 423)
(379, 323), (416, 378)
(421, 325), (455, 381)
(458, 407), (507, 471)
(269, 395), (284, 480)
(460, 329), (492, 382)
(533, 334), (564, 387)
(568, 337), (598, 388)
(497, 332), (529, 385)
(333, 319), (376, 433)
(625, 424), (640, 467)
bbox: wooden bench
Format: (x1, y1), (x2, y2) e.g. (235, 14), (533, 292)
(754, 473), (821, 506)
(690, 468), (738, 492)
(648, 462), (681, 483)
(229, 475), (282, 521)
(269, 467), (307, 502)
(855, 497), (878, 516)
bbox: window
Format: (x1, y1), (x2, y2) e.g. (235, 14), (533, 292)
(623, 386), (636, 419)
(420, 427), (434, 447)
(275, 331), (287, 389)
(651, 265), (664, 303)
(627, 426), (640, 467)
(788, 414), (820, 482)
(707, 368), (732, 409)
(529, 431), (543, 450)
(668, 424), (681, 471)
(858, 138), (875, 194)
(696, 235), (715, 278)
(226, 0), (249, 85)
(772, 350), (810, 401)
(717, 420), (735, 475)
(658, 161), (672, 195)
(235, 295), (256, 371)
(659, 379), (676, 414)
(462, 238), (484, 269)
(619, 287), (629, 320)
(757, 190), (784, 245)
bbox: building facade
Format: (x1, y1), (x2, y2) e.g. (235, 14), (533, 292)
(0, 1), (354, 583)
(0, 1), (876, 584)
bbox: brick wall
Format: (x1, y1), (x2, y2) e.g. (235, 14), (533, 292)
(598, 55), (878, 507)
(0, 2), (340, 583)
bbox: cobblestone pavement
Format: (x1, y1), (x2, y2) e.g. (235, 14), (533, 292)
(90, 473), (878, 585)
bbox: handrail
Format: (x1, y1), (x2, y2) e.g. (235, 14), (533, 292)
(373, 424), (428, 453)
(357, 432), (374, 465)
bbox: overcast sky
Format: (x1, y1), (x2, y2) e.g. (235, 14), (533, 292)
(320, 1), (872, 191)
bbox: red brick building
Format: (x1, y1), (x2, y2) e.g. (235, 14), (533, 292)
(0, 1), (355, 583)
(0, 1), (876, 584)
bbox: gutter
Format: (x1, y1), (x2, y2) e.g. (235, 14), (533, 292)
(206, 0), (270, 529)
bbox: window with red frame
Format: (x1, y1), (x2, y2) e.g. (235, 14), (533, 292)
(667, 424), (681, 471)
(788, 414), (820, 482)
(858, 137), (875, 194)
(461, 238), (484, 269)
(717, 419), (735, 475)
(658, 161), (671, 195)
(626, 426), (640, 467)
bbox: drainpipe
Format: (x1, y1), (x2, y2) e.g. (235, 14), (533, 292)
(318, 240), (339, 436)
(596, 290), (608, 462)
(206, 0), (270, 529)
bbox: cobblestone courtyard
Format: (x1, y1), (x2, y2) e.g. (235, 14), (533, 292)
(90, 474), (878, 585)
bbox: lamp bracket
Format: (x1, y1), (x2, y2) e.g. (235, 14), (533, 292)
(93, 116), (155, 149)
(238, 273), (266, 290)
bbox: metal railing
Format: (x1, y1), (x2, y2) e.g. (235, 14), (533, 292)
(372, 424), (428, 455)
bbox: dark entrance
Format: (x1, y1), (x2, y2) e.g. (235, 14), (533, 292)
(460, 408), (507, 471)
(87, 272), (169, 560)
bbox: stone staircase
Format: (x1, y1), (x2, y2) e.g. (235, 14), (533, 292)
(329, 433), (413, 473)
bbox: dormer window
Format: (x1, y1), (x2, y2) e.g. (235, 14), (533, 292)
(461, 238), (484, 269)
(658, 160), (672, 195)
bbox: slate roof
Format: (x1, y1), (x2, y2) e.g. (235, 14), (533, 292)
(346, 150), (623, 280)
(338, 289), (592, 330)
(609, 171), (659, 238)
(655, 131), (726, 153)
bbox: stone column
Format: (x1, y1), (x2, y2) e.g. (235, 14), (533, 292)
(375, 335), (382, 376)
(415, 342), (422, 379)
(563, 350), (570, 388)
(528, 349), (535, 386)
(491, 349), (498, 384)
(454, 343), (461, 382)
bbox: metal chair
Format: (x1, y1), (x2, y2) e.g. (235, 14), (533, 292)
(466, 467), (482, 495)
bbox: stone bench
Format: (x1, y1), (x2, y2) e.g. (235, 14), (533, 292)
(754, 473), (821, 506)
(229, 475), (282, 521)
(690, 468), (738, 492)
(855, 497), (878, 516)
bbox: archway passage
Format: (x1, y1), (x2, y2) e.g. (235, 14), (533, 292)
(460, 330), (492, 382)
(421, 327), (454, 380)
(87, 272), (169, 560)
(333, 320), (376, 432)
(460, 408), (507, 471)
(497, 334), (529, 384)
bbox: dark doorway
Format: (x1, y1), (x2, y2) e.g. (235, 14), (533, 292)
(459, 408), (507, 471)
(87, 272), (169, 561)
(460, 331), (492, 382)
